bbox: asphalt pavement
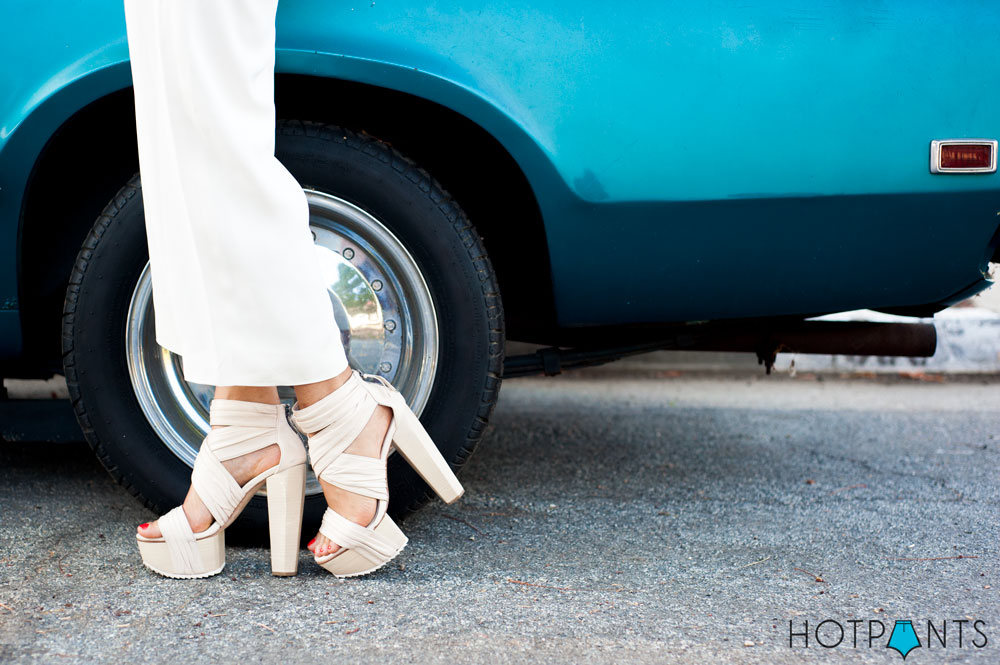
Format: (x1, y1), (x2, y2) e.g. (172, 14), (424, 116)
(1, 371), (998, 664)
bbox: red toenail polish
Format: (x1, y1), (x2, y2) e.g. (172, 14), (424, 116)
(139, 523), (149, 529)
(308, 538), (316, 547)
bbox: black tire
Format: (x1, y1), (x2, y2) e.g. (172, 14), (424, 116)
(62, 119), (504, 539)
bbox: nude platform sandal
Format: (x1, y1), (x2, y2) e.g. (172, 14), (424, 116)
(289, 369), (464, 578)
(136, 399), (308, 579)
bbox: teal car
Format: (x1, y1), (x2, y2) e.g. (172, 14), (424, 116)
(2, 2), (997, 528)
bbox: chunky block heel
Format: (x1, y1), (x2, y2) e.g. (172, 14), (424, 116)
(387, 389), (464, 504)
(289, 368), (465, 577)
(266, 462), (307, 576)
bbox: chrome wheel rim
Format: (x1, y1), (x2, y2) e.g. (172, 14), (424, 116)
(125, 189), (439, 497)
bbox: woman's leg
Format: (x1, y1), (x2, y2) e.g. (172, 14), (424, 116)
(124, 0), (354, 538)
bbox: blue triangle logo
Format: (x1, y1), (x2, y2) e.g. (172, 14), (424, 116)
(887, 620), (921, 660)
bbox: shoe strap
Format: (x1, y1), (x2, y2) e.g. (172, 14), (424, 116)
(318, 506), (398, 565)
(191, 450), (245, 528)
(290, 371), (379, 482)
(290, 370), (375, 434)
(206, 399), (283, 461)
(210, 399), (283, 427)
(158, 505), (205, 575)
(323, 453), (389, 500)
(190, 399), (283, 526)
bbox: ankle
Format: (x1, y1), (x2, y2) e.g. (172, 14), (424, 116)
(214, 385), (280, 403)
(293, 366), (353, 409)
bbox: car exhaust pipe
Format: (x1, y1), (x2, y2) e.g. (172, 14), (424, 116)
(686, 320), (937, 374)
(690, 320), (937, 356)
(503, 321), (937, 377)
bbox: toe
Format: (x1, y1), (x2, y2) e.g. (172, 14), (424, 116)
(137, 521), (161, 538)
(307, 535), (317, 552)
(315, 535), (340, 557)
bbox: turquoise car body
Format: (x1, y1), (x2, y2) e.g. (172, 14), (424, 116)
(2, 1), (999, 361)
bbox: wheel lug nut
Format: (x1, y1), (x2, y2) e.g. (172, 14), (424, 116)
(384, 320), (396, 332)
(342, 247), (355, 260)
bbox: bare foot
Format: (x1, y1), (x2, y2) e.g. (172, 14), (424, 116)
(305, 404), (392, 558)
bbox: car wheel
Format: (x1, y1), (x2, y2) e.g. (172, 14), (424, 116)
(62, 119), (504, 538)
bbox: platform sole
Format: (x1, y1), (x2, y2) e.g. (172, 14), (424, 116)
(136, 527), (226, 579)
(315, 514), (409, 578)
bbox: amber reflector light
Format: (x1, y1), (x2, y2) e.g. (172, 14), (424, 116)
(940, 143), (993, 169)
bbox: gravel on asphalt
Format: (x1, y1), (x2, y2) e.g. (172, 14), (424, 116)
(1, 372), (997, 664)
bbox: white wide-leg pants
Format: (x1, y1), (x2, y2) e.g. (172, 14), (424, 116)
(122, 0), (349, 386)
